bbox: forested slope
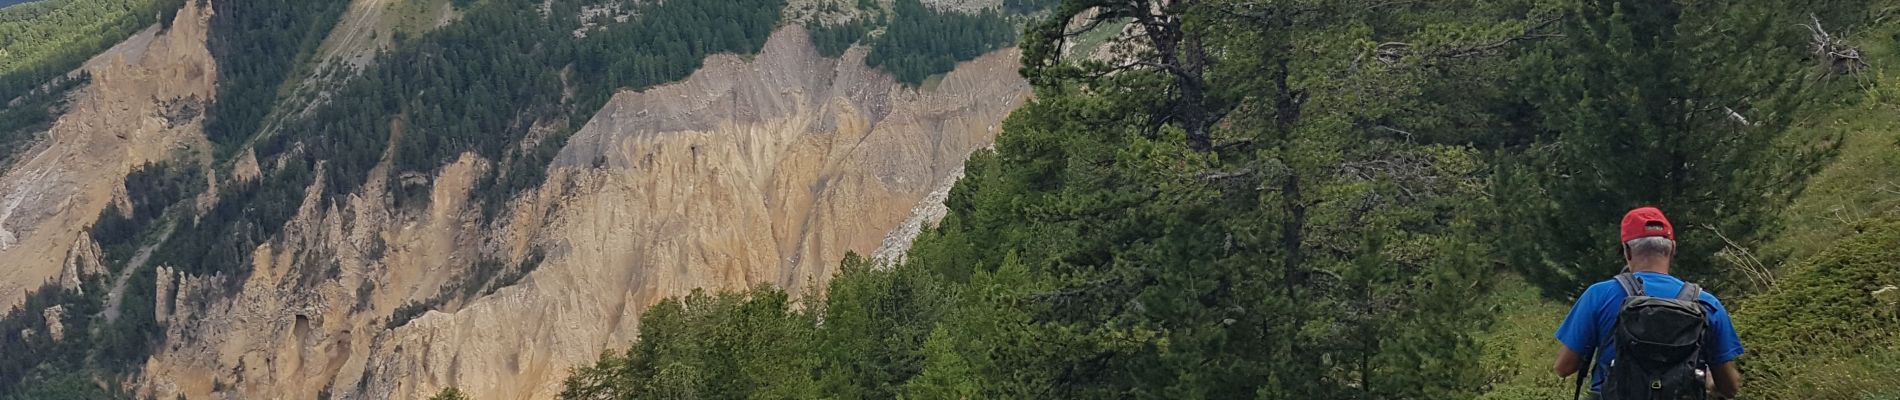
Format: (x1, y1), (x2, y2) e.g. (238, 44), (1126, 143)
(804, 0), (1025, 85)
(562, 0), (1892, 399)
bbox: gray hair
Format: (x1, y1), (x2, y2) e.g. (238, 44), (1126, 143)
(1625, 236), (1676, 258)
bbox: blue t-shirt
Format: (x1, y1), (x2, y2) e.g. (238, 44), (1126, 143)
(1554, 271), (1744, 391)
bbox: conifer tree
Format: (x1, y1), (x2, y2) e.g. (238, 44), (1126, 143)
(1495, 0), (1841, 296)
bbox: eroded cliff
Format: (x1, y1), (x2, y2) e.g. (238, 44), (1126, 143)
(0, 0), (217, 309)
(136, 26), (1027, 400)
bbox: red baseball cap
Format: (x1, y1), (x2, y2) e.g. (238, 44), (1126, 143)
(1620, 206), (1675, 243)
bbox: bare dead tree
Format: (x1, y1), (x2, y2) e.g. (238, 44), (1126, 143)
(1802, 13), (1867, 76)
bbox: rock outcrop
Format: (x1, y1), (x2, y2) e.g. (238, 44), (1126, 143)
(43, 305), (66, 342)
(154, 265), (176, 324)
(60, 232), (105, 293)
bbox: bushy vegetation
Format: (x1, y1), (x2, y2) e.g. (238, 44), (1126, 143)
(1473, 276), (1570, 400)
(565, 0), (1532, 396)
(429, 386), (471, 400)
(561, 283), (822, 398)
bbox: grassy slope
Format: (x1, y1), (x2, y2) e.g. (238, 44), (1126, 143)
(1768, 28), (1900, 263)
(1475, 276), (1570, 400)
(1736, 218), (1900, 399)
(387, 0), (453, 38)
(1478, 22), (1900, 400)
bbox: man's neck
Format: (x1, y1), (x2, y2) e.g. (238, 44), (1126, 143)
(1628, 259), (1671, 274)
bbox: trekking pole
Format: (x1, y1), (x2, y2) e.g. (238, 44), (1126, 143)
(1572, 351), (1595, 400)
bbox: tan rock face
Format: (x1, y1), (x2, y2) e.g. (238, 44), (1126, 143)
(42, 304), (66, 342)
(137, 26), (1027, 400)
(0, 0), (218, 310)
(61, 232), (105, 293)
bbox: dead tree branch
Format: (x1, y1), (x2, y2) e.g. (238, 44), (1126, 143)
(1802, 14), (1867, 75)
(1703, 224), (1777, 290)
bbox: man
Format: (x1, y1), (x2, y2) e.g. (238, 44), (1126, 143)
(1553, 206), (1745, 399)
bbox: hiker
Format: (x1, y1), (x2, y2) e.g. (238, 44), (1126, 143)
(1552, 206), (1744, 400)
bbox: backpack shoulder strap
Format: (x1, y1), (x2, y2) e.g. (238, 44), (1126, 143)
(1677, 283), (1703, 302)
(1613, 272), (1645, 297)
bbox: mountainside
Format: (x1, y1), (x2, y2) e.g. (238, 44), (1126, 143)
(0, 0), (1032, 398)
(7, 0), (1894, 399)
(137, 27), (1025, 400)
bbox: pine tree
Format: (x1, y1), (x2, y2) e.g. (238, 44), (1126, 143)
(1495, 0), (1841, 296)
(884, 1), (1533, 397)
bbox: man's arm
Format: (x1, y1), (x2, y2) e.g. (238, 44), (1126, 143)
(1703, 293), (1745, 399)
(1554, 283), (1608, 378)
(1711, 361), (1740, 399)
(1554, 345), (1584, 377)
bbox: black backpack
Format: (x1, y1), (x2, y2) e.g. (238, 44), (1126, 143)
(1597, 273), (1711, 400)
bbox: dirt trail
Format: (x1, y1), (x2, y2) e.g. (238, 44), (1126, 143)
(101, 221), (173, 323)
